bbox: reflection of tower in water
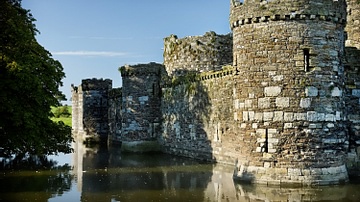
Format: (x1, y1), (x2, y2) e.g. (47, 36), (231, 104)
(71, 137), (87, 192)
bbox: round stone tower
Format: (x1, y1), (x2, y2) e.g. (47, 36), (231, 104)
(230, 0), (349, 185)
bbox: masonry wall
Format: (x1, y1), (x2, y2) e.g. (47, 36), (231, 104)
(73, 0), (360, 185)
(344, 0), (360, 175)
(163, 32), (232, 76)
(229, 0), (349, 185)
(160, 67), (236, 163)
(72, 79), (112, 142)
(119, 63), (162, 146)
(345, 0), (360, 49)
(108, 88), (122, 142)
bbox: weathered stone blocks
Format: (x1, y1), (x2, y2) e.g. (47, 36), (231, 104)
(258, 97), (271, 108)
(305, 86), (318, 97)
(276, 97), (289, 108)
(300, 98), (311, 108)
(264, 86), (282, 97)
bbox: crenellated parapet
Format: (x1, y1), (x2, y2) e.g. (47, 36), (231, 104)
(163, 31), (232, 76)
(230, 0), (347, 29)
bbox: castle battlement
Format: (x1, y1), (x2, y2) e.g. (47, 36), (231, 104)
(230, 0), (347, 29)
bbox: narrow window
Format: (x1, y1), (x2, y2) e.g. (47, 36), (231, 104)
(304, 49), (310, 72)
(264, 129), (269, 153)
(152, 83), (159, 96)
(152, 83), (155, 96)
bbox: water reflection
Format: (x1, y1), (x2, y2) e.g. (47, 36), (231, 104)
(0, 155), (72, 202)
(75, 141), (214, 201)
(1, 141), (360, 201)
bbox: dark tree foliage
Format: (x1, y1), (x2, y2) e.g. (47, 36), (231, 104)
(0, 0), (72, 156)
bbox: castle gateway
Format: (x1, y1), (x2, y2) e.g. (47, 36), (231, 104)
(72, 0), (360, 186)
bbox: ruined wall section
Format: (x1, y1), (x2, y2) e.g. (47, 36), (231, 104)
(230, 0), (349, 185)
(163, 32), (232, 76)
(119, 63), (163, 151)
(71, 79), (112, 142)
(344, 0), (360, 175)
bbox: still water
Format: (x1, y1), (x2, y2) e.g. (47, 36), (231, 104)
(1, 141), (360, 202)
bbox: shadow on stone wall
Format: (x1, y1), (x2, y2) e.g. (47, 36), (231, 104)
(345, 46), (360, 176)
(160, 69), (214, 161)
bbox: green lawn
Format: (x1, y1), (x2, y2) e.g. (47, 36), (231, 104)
(51, 106), (72, 127)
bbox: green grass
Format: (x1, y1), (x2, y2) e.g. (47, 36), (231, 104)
(50, 106), (72, 127)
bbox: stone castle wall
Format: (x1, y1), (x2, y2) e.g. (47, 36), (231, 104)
(72, 0), (360, 185)
(108, 88), (122, 142)
(161, 67), (236, 163)
(345, 0), (360, 49)
(72, 78), (112, 142)
(117, 63), (163, 152)
(163, 32), (232, 75)
(344, 0), (360, 175)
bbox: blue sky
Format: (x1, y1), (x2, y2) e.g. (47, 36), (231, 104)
(22, 0), (231, 104)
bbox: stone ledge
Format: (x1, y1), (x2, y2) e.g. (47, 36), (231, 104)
(233, 164), (349, 186)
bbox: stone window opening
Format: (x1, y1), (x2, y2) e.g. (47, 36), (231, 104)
(152, 83), (156, 96)
(262, 129), (269, 153)
(214, 123), (222, 142)
(304, 49), (310, 72)
(152, 82), (159, 97)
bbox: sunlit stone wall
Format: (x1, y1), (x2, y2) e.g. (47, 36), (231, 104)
(163, 32), (232, 76)
(229, 0), (349, 185)
(73, 0), (360, 186)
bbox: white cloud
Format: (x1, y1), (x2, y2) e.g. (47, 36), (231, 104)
(52, 51), (128, 57)
(69, 36), (134, 40)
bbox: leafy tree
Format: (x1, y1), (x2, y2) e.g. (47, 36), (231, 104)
(0, 0), (72, 156)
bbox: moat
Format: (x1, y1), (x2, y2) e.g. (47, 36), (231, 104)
(0, 140), (360, 202)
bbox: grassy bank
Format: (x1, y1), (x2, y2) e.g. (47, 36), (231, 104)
(51, 106), (72, 127)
